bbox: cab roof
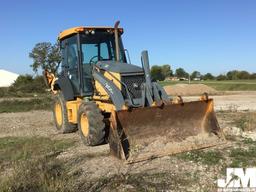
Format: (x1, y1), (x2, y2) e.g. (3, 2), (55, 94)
(58, 26), (124, 40)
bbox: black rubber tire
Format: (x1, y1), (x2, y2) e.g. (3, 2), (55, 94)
(78, 102), (105, 146)
(53, 92), (77, 133)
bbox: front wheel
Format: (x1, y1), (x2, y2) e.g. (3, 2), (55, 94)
(53, 92), (77, 133)
(78, 102), (105, 146)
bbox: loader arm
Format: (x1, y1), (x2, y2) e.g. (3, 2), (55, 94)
(92, 70), (125, 111)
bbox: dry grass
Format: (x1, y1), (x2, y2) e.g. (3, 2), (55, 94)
(0, 157), (76, 192)
(79, 172), (196, 192)
(0, 137), (77, 192)
(233, 112), (256, 131)
(0, 97), (52, 113)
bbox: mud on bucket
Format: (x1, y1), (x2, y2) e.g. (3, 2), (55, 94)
(108, 99), (225, 163)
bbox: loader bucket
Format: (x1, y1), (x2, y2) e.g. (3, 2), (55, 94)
(109, 99), (225, 163)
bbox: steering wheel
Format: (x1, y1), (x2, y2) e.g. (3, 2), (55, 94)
(89, 55), (103, 64)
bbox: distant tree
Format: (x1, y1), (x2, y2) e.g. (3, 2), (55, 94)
(216, 74), (227, 81)
(151, 65), (165, 81)
(161, 64), (173, 78)
(226, 70), (239, 80)
(250, 73), (256, 80)
(29, 42), (61, 74)
(237, 70), (250, 79)
(12, 74), (33, 87)
(33, 76), (47, 90)
(191, 71), (201, 79)
(9, 75), (46, 94)
(203, 73), (215, 80)
(175, 68), (188, 78)
(226, 70), (251, 80)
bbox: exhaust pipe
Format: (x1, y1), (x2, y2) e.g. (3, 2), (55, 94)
(141, 50), (153, 95)
(114, 21), (120, 62)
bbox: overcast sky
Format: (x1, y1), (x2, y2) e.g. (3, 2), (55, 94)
(0, 0), (255, 75)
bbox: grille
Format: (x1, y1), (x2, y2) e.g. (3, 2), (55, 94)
(121, 74), (145, 99)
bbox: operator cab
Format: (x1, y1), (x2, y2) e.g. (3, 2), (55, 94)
(59, 27), (127, 96)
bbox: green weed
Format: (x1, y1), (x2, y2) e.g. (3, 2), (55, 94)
(229, 147), (256, 167)
(177, 150), (223, 166)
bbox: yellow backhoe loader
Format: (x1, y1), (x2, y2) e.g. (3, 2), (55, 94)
(44, 21), (225, 163)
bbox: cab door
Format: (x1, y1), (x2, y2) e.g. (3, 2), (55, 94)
(60, 35), (80, 95)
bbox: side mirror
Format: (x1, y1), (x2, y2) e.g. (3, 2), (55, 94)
(59, 40), (66, 49)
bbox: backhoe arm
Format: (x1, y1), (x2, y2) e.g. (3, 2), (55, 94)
(43, 69), (58, 94)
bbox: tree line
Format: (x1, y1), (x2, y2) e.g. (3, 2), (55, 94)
(3, 42), (255, 97)
(150, 65), (256, 81)
(28, 42), (256, 82)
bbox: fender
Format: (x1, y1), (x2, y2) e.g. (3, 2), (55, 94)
(54, 76), (75, 101)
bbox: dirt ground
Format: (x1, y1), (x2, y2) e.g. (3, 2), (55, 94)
(0, 92), (256, 191)
(184, 91), (256, 111)
(164, 83), (217, 96)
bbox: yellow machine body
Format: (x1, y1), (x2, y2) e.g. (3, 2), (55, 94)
(45, 23), (225, 163)
(60, 68), (225, 163)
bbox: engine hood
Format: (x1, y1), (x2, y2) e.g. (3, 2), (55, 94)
(96, 61), (144, 74)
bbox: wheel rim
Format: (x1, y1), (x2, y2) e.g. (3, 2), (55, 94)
(55, 102), (63, 127)
(80, 113), (89, 136)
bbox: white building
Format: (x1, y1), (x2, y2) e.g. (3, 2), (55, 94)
(0, 69), (19, 87)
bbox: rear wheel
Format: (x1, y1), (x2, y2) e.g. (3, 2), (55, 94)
(53, 92), (77, 133)
(78, 102), (105, 146)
